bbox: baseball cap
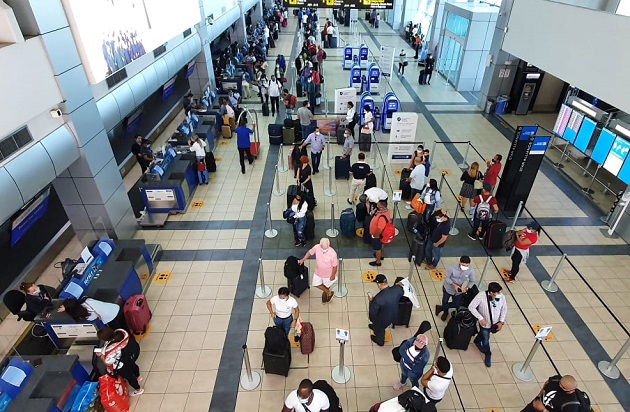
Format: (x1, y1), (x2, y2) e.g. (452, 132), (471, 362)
(415, 334), (428, 348)
(483, 183), (492, 192)
(373, 274), (387, 284)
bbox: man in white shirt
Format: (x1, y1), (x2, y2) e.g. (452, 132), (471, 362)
(282, 379), (330, 412)
(407, 156), (426, 198)
(468, 282), (507, 368)
(268, 76), (283, 116)
(266, 287), (300, 336)
(420, 356), (453, 404)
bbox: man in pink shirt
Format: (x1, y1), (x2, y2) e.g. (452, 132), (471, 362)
(483, 154), (502, 192)
(298, 238), (338, 303)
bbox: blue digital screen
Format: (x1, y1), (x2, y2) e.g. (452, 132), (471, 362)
(574, 117), (596, 153)
(591, 129), (616, 165)
(562, 126), (577, 144)
(618, 157), (630, 184)
(603, 136), (630, 175)
(519, 126), (538, 140)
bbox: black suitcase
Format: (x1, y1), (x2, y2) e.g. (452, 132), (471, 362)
(443, 308), (478, 350)
(419, 70), (427, 85)
(484, 220), (507, 250)
(287, 184), (300, 209)
(336, 127), (345, 145)
(268, 36), (276, 48)
(407, 212), (419, 232)
(460, 284), (480, 308)
(269, 123), (282, 145)
(262, 102), (270, 116)
(359, 132), (371, 151)
(363, 215), (372, 244)
(305, 210), (315, 240)
(284, 118), (295, 128)
(408, 235), (425, 265)
(392, 296), (413, 328)
(283, 127), (295, 145)
(296, 80), (303, 97)
(365, 173), (377, 191)
(288, 265), (310, 297)
(205, 152), (217, 172)
(263, 346), (291, 376)
(400, 179), (412, 200)
(273, 30), (279, 40)
(335, 156), (351, 179)
(356, 202), (367, 223)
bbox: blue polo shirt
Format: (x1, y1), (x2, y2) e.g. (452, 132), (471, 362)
(235, 126), (253, 149)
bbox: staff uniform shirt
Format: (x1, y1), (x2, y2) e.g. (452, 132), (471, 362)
(83, 298), (119, 324)
(303, 133), (326, 154)
(443, 264), (476, 296)
(235, 126), (253, 149)
(468, 292), (507, 329)
(350, 162), (370, 179)
(363, 111), (374, 134)
(409, 164), (426, 190)
(425, 367), (453, 400)
(284, 389), (330, 412)
(308, 245), (338, 279)
(342, 136), (354, 156)
(270, 295), (298, 319)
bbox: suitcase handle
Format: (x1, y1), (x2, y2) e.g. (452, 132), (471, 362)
(136, 298), (144, 307)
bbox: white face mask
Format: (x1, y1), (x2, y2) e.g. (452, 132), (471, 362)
(494, 294), (503, 301)
(315, 132), (320, 136)
(321, 248), (328, 253)
(460, 265), (468, 271)
(299, 396), (309, 404)
(436, 218), (443, 223)
(29, 287), (40, 296)
(526, 229), (534, 233)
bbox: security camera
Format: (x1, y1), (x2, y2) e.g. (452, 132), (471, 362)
(50, 108), (63, 118)
(207, 15), (214, 25)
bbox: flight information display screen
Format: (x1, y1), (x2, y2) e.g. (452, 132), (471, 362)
(603, 136), (630, 175)
(591, 129), (616, 165)
(553, 104), (572, 137)
(573, 117), (596, 153)
(562, 110), (584, 144)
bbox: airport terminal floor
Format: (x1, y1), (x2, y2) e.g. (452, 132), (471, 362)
(5, 12), (630, 412)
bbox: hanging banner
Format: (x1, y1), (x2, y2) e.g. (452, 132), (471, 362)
(388, 112), (418, 163)
(345, 0), (394, 9)
(379, 45), (395, 78)
(334, 88), (357, 115)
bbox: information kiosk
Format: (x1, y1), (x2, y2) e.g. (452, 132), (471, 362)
(359, 44), (369, 69)
(350, 64), (362, 93)
(359, 92), (375, 127)
(343, 44), (354, 70)
(381, 92), (400, 132)
(367, 63), (381, 94)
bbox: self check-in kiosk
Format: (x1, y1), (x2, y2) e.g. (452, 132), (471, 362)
(381, 92), (400, 132)
(359, 44), (369, 69)
(359, 92), (375, 126)
(367, 63), (381, 94)
(343, 44), (354, 70)
(350, 64), (362, 93)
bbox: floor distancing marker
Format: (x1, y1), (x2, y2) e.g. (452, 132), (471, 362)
(431, 269), (445, 281)
(394, 169), (402, 175)
(532, 325), (554, 342)
(370, 329), (392, 343)
(356, 228), (364, 237)
(500, 269), (511, 281)
(139, 272), (150, 282)
(486, 409), (502, 412)
(210, 175), (215, 182)
(133, 325), (151, 341)
(288, 333), (301, 348)
(215, 157), (222, 162)
(153, 271), (172, 284)
(440, 169), (451, 176)
(362, 271), (378, 283)
(192, 201), (204, 208)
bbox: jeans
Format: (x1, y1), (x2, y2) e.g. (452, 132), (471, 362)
(372, 323), (386, 346)
(270, 95), (280, 115)
(399, 361), (421, 387)
(238, 147), (253, 173)
(301, 125), (311, 142)
(424, 203), (436, 222)
(510, 249), (523, 279)
(311, 151), (322, 173)
(294, 217), (306, 242)
(470, 217), (490, 239)
(474, 327), (492, 356)
(424, 243), (443, 267)
(441, 286), (462, 313)
(273, 314), (293, 336)
(197, 170), (208, 184)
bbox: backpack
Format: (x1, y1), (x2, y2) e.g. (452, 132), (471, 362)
(313, 380), (342, 412)
(353, 111), (359, 123)
(502, 230), (516, 251)
(378, 214), (396, 244)
(547, 375), (592, 412)
(475, 195), (492, 221)
(397, 389), (436, 412)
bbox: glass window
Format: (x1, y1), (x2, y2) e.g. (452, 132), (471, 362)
(445, 12), (470, 38)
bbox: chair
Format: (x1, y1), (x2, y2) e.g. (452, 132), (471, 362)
(2, 290), (35, 321)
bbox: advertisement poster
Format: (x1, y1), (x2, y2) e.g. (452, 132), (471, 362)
(283, 0), (343, 7)
(388, 113), (418, 163)
(379, 46), (395, 78)
(603, 136), (630, 175)
(334, 88), (357, 115)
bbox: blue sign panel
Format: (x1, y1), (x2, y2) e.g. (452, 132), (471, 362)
(530, 136), (550, 155)
(573, 117), (596, 153)
(603, 136), (630, 175)
(519, 125), (538, 140)
(591, 128), (616, 165)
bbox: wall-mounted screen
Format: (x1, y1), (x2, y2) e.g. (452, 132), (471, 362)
(62, 0), (200, 84)
(573, 117), (596, 153)
(553, 104), (572, 136)
(603, 136), (630, 175)
(591, 129), (616, 165)
(617, 156), (630, 185)
(562, 110), (584, 144)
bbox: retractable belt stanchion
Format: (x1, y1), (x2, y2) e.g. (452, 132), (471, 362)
(541, 253), (566, 293)
(332, 339), (351, 384)
(513, 338), (542, 381)
(380, 164), (386, 188)
(392, 203), (399, 236)
(255, 258), (272, 298)
(324, 135), (332, 170)
(477, 256), (491, 292)
(371, 135), (380, 170)
(449, 206), (460, 236)
(458, 141), (470, 169)
(332, 257), (348, 297)
(240, 344), (261, 390)
(326, 204), (339, 237)
(598, 336), (630, 379)
(272, 165), (285, 196)
(439, 172), (446, 192)
(278, 144), (288, 173)
(264, 203), (278, 238)
(325, 165), (336, 197)
(509, 201), (524, 231)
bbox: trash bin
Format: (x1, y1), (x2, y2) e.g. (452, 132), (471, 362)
(485, 98), (496, 114)
(495, 95), (509, 115)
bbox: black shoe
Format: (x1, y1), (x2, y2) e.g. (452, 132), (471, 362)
(294, 241), (301, 247)
(368, 324), (374, 330)
(241, 170), (245, 174)
(370, 335), (384, 346)
(434, 304), (442, 316)
(440, 311), (448, 322)
(368, 261), (381, 267)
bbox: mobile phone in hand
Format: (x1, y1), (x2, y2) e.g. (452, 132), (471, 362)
(367, 292), (373, 299)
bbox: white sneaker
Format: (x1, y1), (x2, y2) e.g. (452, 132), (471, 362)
(393, 382), (404, 391)
(130, 389), (144, 397)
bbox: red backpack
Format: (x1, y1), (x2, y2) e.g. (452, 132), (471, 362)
(378, 214), (396, 244)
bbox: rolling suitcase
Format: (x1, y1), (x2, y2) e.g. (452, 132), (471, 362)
(359, 132), (371, 151)
(269, 123), (283, 145)
(356, 202), (367, 223)
(407, 212), (419, 232)
(222, 124), (232, 138)
(262, 102), (270, 116)
(296, 80), (303, 97)
(123, 294), (152, 335)
(287, 184), (300, 209)
(315, 92), (321, 106)
(336, 127), (345, 145)
(400, 179), (412, 200)
(263, 327), (291, 376)
(284, 256), (306, 280)
(443, 308), (478, 350)
(283, 127), (295, 145)
(392, 296), (413, 328)
(339, 208), (356, 236)
(363, 215), (372, 244)
(300, 321), (315, 354)
(484, 220), (507, 250)
(330, 36), (338, 48)
(365, 173), (377, 191)
(335, 156), (351, 179)
(288, 265), (309, 297)
(205, 151), (217, 172)
(408, 234), (425, 265)
(419, 69), (427, 85)
(305, 210), (315, 240)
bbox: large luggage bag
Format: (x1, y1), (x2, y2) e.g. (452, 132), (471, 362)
(71, 381), (100, 412)
(269, 123), (283, 145)
(99, 375), (130, 412)
(300, 321), (315, 354)
(408, 234), (425, 265)
(484, 220), (507, 250)
(359, 132), (371, 151)
(287, 184), (300, 209)
(288, 265), (309, 297)
(339, 208), (356, 236)
(283, 127), (295, 145)
(365, 173), (377, 191)
(284, 256), (303, 280)
(407, 212), (420, 232)
(443, 308), (478, 350)
(400, 179), (412, 200)
(419, 69), (427, 85)
(205, 151), (217, 172)
(296, 80), (303, 97)
(262, 102), (270, 116)
(392, 296), (413, 328)
(335, 156), (351, 179)
(363, 215), (372, 244)
(123, 294), (152, 335)
(263, 327), (291, 376)
(305, 210), (315, 240)
(356, 202), (367, 223)
(336, 127), (345, 145)
(222, 124), (232, 138)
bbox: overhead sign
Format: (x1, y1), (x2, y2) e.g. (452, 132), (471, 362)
(379, 46), (395, 78)
(388, 112), (418, 163)
(345, 0), (394, 9)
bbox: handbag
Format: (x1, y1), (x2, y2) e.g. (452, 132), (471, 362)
(410, 193), (426, 214)
(486, 296), (500, 334)
(474, 179), (483, 190)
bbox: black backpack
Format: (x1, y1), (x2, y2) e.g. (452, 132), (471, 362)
(397, 390), (437, 412)
(284, 256), (302, 280)
(264, 326), (288, 355)
(547, 375), (592, 412)
(313, 380), (342, 412)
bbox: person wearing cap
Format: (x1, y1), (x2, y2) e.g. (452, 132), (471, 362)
(393, 333), (430, 391)
(420, 356), (453, 404)
(435, 255), (476, 322)
(298, 238), (338, 303)
(505, 222), (540, 283)
(368, 274), (404, 346)
(467, 184), (500, 241)
(468, 282), (507, 367)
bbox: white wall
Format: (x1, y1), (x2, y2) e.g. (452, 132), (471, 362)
(503, 0), (630, 114)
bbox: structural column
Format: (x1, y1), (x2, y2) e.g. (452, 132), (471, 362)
(190, 0), (218, 96)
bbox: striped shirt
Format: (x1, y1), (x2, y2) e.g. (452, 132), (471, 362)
(468, 292), (507, 328)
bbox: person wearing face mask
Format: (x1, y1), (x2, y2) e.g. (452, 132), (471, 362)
(483, 154), (503, 192)
(305, 75), (317, 115)
(424, 209), (449, 270)
(345, 101), (357, 137)
(300, 127), (326, 174)
(408, 145), (425, 169)
(505, 222), (540, 283)
(268, 75), (283, 116)
(393, 333), (430, 391)
(19, 282), (53, 316)
(468, 282), (507, 367)
(298, 238), (338, 303)
(435, 256), (476, 321)
(282, 379), (330, 412)
(266, 287), (300, 337)
(340, 128), (354, 159)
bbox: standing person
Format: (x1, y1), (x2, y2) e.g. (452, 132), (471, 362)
(407, 156), (426, 199)
(266, 287), (300, 336)
(468, 184), (499, 241)
(235, 118), (254, 174)
(435, 256), (476, 321)
(297, 156), (314, 197)
(505, 222), (540, 283)
(298, 238), (339, 303)
(468, 282), (507, 367)
(419, 179), (442, 221)
(413, 34), (421, 59)
(459, 162), (483, 212)
(58, 297), (128, 331)
(425, 53), (435, 84)
(369, 199), (391, 267)
(368, 275), (403, 346)
(393, 333), (430, 391)
(282, 379), (330, 412)
(131, 135), (151, 173)
(182, 92), (194, 115)
(348, 152), (370, 205)
(283, 89), (297, 118)
(361, 105), (374, 137)
(258, 74), (270, 105)
(521, 375), (582, 412)
(300, 127), (326, 174)
(341, 128), (354, 159)
(19, 282), (52, 316)
(424, 209), (449, 270)
(483, 154), (503, 192)
(398, 49), (407, 76)
(345, 101), (357, 137)
(290, 193), (309, 246)
(420, 357), (453, 405)
(97, 327), (143, 397)
(305, 75), (317, 115)
(297, 101), (314, 141)
(268, 75), (283, 116)
(189, 134), (206, 162)
(408, 144), (425, 169)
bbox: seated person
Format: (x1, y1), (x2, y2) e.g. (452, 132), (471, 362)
(19, 282), (53, 315)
